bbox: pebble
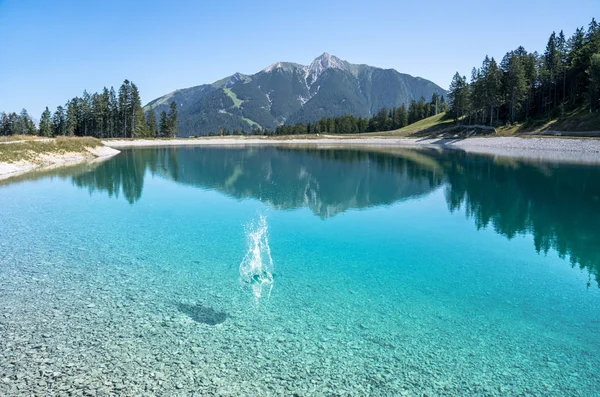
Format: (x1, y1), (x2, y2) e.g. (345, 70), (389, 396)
(1, 239), (598, 397)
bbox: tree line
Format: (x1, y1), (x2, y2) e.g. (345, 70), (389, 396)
(1, 80), (178, 138)
(448, 18), (600, 125)
(227, 93), (446, 136)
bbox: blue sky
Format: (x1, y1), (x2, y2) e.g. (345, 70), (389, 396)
(1, 0), (598, 118)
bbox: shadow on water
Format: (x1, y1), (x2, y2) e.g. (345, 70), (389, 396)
(176, 303), (229, 325)
(22, 145), (600, 288)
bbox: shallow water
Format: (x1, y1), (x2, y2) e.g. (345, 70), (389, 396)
(1, 146), (599, 396)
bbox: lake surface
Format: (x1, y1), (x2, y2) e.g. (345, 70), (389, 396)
(1, 146), (599, 396)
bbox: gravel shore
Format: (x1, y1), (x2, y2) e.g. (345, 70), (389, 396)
(1, 136), (598, 183)
(104, 136), (600, 164)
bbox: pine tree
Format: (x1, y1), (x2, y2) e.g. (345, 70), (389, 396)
(18, 109), (36, 135)
(480, 56), (502, 126)
(431, 92), (440, 115)
(544, 32), (560, 108)
(146, 109), (158, 137)
(39, 107), (53, 137)
(4, 113), (18, 136)
(167, 101), (178, 138)
(52, 106), (66, 136)
(439, 95), (448, 113)
(503, 52), (528, 122)
(0, 112), (9, 136)
(398, 104), (408, 127)
(448, 73), (469, 122)
(101, 87), (111, 138)
(65, 101), (77, 136)
(118, 80), (131, 137)
(91, 92), (103, 137)
(108, 87), (118, 138)
(80, 91), (92, 137)
(131, 83), (149, 137)
(68, 97), (81, 136)
(469, 67), (484, 124)
(159, 111), (169, 137)
(588, 53), (600, 112)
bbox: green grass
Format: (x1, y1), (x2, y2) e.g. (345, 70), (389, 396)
(396, 113), (453, 134)
(241, 116), (261, 129)
(0, 137), (102, 163)
(217, 107), (260, 129)
(346, 113), (454, 138)
(224, 88), (244, 108)
(497, 107), (600, 136)
(365, 108), (600, 139)
(0, 135), (42, 142)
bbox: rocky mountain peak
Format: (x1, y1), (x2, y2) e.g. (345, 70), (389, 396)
(307, 53), (347, 84)
(225, 73), (246, 88)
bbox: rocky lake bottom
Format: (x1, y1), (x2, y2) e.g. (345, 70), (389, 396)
(1, 146), (599, 396)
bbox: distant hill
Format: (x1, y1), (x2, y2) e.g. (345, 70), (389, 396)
(145, 53), (446, 136)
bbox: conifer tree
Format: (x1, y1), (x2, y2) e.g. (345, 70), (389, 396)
(448, 73), (469, 122)
(146, 109), (158, 137)
(159, 111), (169, 137)
(65, 101), (77, 136)
(39, 107), (53, 137)
(588, 53), (600, 112)
(167, 101), (178, 138)
(16, 109), (36, 135)
(118, 80), (131, 137)
(504, 53), (528, 122)
(108, 87), (118, 138)
(398, 104), (408, 127)
(131, 83), (149, 137)
(52, 106), (66, 136)
(0, 112), (9, 136)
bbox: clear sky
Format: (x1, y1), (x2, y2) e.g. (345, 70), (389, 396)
(1, 0), (598, 118)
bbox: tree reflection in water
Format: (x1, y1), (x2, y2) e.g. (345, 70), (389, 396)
(69, 145), (600, 287)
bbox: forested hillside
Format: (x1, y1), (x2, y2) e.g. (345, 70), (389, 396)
(447, 18), (600, 126)
(267, 94), (447, 136)
(1, 80), (178, 139)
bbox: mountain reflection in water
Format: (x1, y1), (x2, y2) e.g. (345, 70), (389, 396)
(67, 145), (600, 287)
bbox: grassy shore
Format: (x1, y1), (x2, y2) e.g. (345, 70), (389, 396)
(0, 134), (45, 143)
(0, 137), (119, 181)
(367, 109), (600, 139)
(0, 137), (102, 163)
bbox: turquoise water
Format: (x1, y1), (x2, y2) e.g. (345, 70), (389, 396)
(0, 146), (599, 396)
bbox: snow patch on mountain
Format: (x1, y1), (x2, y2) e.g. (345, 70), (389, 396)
(262, 54), (347, 85)
(263, 62), (283, 73)
(262, 62), (306, 74)
(306, 53), (348, 85)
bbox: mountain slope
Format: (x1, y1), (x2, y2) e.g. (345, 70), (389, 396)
(145, 53), (446, 136)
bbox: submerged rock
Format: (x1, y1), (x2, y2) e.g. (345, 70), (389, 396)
(176, 303), (229, 326)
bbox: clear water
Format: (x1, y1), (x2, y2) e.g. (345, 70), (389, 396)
(0, 146), (599, 396)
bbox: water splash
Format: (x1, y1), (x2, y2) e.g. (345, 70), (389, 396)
(239, 215), (274, 302)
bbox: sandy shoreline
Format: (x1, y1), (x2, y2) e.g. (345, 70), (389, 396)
(103, 136), (600, 164)
(0, 146), (120, 181)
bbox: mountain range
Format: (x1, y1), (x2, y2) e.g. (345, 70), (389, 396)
(145, 53), (446, 136)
